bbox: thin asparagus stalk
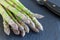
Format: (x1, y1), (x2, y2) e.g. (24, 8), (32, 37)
(5, 0), (30, 26)
(5, 0), (39, 32)
(14, 15), (30, 33)
(6, 0), (44, 19)
(6, 9), (26, 37)
(5, 0), (30, 24)
(5, 9), (21, 35)
(6, 8), (27, 36)
(10, 0), (43, 31)
(10, 0), (44, 19)
(0, 0), (30, 24)
(0, 4), (19, 31)
(15, 14), (39, 32)
(7, 10), (29, 32)
(3, 20), (10, 35)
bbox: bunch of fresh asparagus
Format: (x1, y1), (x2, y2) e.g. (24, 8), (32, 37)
(0, 0), (44, 37)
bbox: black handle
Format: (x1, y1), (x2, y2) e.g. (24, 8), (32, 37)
(43, 1), (60, 16)
(36, 0), (60, 16)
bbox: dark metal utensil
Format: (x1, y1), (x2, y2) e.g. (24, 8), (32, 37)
(36, 0), (60, 16)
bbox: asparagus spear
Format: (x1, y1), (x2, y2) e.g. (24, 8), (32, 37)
(3, 20), (10, 35)
(0, 4), (19, 31)
(15, 15), (39, 32)
(6, 9), (26, 36)
(10, 0), (43, 31)
(14, 14), (30, 33)
(5, 0), (39, 32)
(6, 0), (44, 19)
(0, 0), (30, 24)
(6, 7), (31, 35)
(7, 10), (27, 37)
(5, 9), (20, 35)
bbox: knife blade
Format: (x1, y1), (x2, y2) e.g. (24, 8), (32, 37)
(36, 0), (60, 16)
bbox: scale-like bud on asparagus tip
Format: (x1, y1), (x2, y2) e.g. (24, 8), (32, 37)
(21, 30), (25, 37)
(39, 23), (44, 31)
(3, 20), (10, 35)
(9, 20), (19, 30)
(12, 30), (20, 35)
(33, 13), (44, 19)
(29, 21), (39, 32)
(20, 21), (30, 33)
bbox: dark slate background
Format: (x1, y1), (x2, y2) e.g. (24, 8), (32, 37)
(0, 0), (60, 40)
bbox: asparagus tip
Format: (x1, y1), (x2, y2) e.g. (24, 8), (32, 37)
(4, 29), (10, 35)
(13, 30), (20, 35)
(34, 13), (44, 19)
(21, 30), (25, 37)
(39, 25), (44, 31)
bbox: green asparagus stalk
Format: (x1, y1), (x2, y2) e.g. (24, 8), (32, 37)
(3, 20), (10, 35)
(6, 9), (26, 36)
(5, 0), (30, 23)
(0, 4), (19, 31)
(15, 14), (39, 32)
(14, 15), (30, 33)
(6, 0), (44, 19)
(10, 0), (44, 19)
(5, 0), (39, 32)
(10, 0), (43, 31)
(6, 9), (26, 37)
(6, 9), (21, 35)
(0, 0), (30, 24)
